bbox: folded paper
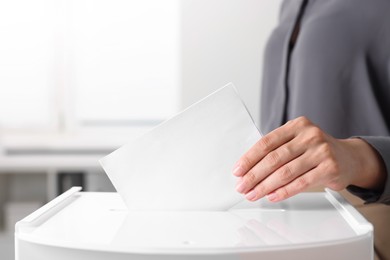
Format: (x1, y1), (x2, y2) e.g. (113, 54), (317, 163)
(100, 83), (261, 210)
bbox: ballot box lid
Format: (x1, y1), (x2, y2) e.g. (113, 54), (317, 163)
(15, 187), (373, 256)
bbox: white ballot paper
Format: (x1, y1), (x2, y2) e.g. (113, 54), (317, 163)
(100, 83), (261, 211)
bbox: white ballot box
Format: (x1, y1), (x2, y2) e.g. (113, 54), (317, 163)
(15, 187), (373, 260)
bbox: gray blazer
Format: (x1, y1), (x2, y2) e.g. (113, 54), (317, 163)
(260, 0), (390, 204)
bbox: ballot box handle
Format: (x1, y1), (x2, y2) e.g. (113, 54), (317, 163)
(325, 188), (373, 235)
(15, 186), (82, 231)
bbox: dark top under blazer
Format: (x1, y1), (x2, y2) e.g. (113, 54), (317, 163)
(260, 0), (390, 204)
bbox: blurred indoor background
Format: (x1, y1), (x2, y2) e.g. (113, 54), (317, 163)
(0, 0), (281, 259)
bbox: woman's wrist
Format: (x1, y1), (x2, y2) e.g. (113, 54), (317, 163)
(345, 138), (386, 192)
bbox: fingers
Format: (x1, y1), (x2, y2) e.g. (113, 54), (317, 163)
(266, 166), (325, 202)
(244, 150), (320, 201)
(235, 138), (305, 195)
(233, 116), (343, 203)
(233, 120), (298, 178)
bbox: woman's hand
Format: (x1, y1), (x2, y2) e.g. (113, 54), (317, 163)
(233, 116), (386, 202)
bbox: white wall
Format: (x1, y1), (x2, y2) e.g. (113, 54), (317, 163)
(180, 0), (281, 127)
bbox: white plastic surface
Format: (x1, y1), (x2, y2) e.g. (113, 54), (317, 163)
(15, 189), (373, 260)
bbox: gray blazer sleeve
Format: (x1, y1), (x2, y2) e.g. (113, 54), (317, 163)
(347, 136), (390, 205)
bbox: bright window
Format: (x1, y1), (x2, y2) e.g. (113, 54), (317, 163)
(0, 0), (180, 132)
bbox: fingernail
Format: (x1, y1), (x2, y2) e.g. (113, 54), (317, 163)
(267, 192), (278, 202)
(236, 177), (243, 185)
(236, 181), (246, 193)
(245, 190), (257, 201)
(233, 163), (243, 176)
